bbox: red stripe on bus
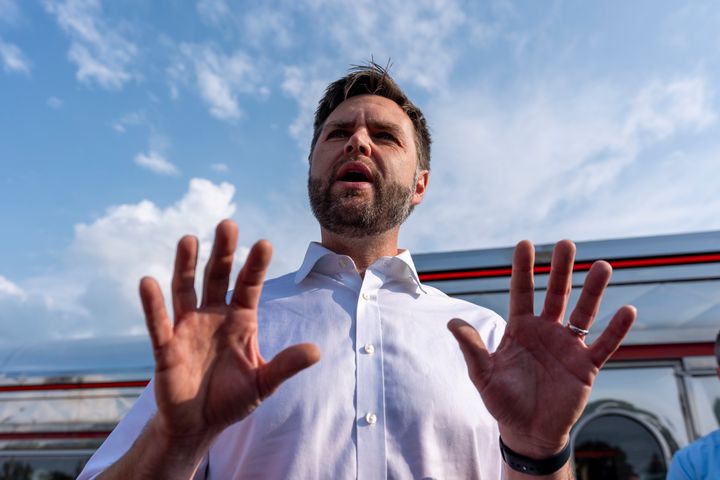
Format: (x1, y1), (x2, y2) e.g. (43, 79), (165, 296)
(418, 252), (720, 281)
(0, 431), (111, 440)
(0, 345), (713, 396)
(611, 342), (715, 360)
(0, 380), (149, 393)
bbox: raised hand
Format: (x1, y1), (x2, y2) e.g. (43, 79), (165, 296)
(448, 239), (635, 459)
(140, 220), (320, 444)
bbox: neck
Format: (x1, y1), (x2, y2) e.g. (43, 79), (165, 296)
(320, 227), (401, 276)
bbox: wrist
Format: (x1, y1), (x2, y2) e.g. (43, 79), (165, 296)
(498, 426), (569, 459)
(499, 436), (572, 476)
(149, 415), (218, 462)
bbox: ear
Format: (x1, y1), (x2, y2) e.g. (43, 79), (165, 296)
(411, 170), (429, 206)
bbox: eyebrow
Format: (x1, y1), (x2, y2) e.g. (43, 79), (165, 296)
(323, 120), (406, 138)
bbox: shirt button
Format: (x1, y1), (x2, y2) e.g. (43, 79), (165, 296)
(365, 413), (377, 425)
(361, 292), (370, 300)
(339, 258), (349, 268)
(363, 343), (375, 354)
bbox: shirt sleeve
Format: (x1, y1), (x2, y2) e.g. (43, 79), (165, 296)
(667, 446), (696, 480)
(76, 379), (159, 480)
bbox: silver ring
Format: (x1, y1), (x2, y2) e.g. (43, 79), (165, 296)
(568, 323), (589, 336)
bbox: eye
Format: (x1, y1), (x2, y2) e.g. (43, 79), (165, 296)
(326, 129), (349, 139)
(375, 131), (398, 143)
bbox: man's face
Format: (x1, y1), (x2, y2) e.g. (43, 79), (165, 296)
(308, 94), (428, 237)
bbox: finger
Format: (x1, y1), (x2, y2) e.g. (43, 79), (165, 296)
(589, 305), (636, 367)
(140, 276), (173, 356)
(567, 260), (612, 332)
(509, 240), (535, 318)
(172, 235), (199, 320)
(230, 239), (272, 310)
(541, 240), (576, 321)
(447, 318), (492, 388)
(256, 343), (321, 399)
(202, 220), (239, 307)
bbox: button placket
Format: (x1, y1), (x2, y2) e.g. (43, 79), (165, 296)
(355, 269), (387, 479)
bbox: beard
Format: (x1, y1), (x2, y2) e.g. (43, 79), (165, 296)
(308, 172), (417, 238)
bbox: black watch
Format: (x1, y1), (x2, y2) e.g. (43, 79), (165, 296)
(499, 436), (572, 476)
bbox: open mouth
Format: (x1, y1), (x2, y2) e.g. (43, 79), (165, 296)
(335, 163), (374, 184)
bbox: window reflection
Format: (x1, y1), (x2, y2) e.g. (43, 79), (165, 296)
(574, 414), (667, 480)
(685, 374), (720, 436)
(0, 455), (88, 480)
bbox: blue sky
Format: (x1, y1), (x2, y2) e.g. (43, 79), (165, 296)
(2, 0), (720, 342)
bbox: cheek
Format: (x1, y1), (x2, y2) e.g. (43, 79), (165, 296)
(309, 146), (336, 176)
(392, 162), (419, 185)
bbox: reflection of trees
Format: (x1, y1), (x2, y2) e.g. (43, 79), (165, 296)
(580, 399), (679, 451)
(648, 453), (664, 475)
(42, 471), (75, 480)
(574, 440), (638, 480)
(713, 398), (720, 425)
(0, 459), (83, 480)
(573, 411), (671, 480)
(1, 461), (32, 480)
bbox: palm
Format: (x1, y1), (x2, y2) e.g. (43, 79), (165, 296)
(450, 240), (635, 455)
(140, 221), (319, 441)
(479, 313), (596, 444)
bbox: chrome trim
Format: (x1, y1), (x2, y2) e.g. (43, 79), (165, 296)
(414, 230), (720, 272)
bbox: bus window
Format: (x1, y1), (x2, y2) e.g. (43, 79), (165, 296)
(0, 453), (90, 480)
(573, 414), (666, 480)
(685, 374), (720, 437)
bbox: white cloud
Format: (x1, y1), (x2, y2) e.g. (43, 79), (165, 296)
(196, 1), (293, 49)
(0, 38), (30, 74)
(134, 150), (179, 176)
(174, 43), (261, 121)
(539, 147), (720, 242)
(0, 176), (323, 342)
(112, 111), (146, 133)
(241, 7), (293, 49)
(277, 0), (468, 153)
(401, 74), (717, 251)
(302, 0), (466, 91)
(196, 0), (231, 27)
(44, 0), (137, 90)
(1, 179), (239, 341)
(46, 96), (63, 108)
(211, 163), (229, 172)
(0, 275), (25, 300)
(625, 77), (716, 141)
(281, 65), (329, 152)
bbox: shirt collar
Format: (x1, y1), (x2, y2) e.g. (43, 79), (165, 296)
(294, 242), (336, 284)
(393, 249), (427, 293)
(294, 242), (427, 294)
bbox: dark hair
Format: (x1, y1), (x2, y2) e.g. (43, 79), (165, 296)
(309, 61), (431, 171)
(715, 330), (720, 367)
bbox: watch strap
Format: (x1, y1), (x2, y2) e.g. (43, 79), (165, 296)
(499, 436), (571, 476)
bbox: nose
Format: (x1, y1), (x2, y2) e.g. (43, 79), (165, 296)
(344, 130), (371, 157)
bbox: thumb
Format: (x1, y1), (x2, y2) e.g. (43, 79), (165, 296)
(448, 318), (491, 389)
(256, 343), (321, 399)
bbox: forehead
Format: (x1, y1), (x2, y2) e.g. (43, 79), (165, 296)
(325, 94), (414, 134)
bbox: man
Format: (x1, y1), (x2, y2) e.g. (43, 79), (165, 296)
(78, 63), (635, 479)
(667, 330), (720, 479)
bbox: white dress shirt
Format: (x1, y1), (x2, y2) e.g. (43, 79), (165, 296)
(79, 243), (506, 479)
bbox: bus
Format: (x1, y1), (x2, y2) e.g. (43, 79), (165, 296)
(1, 230), (718, 479)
